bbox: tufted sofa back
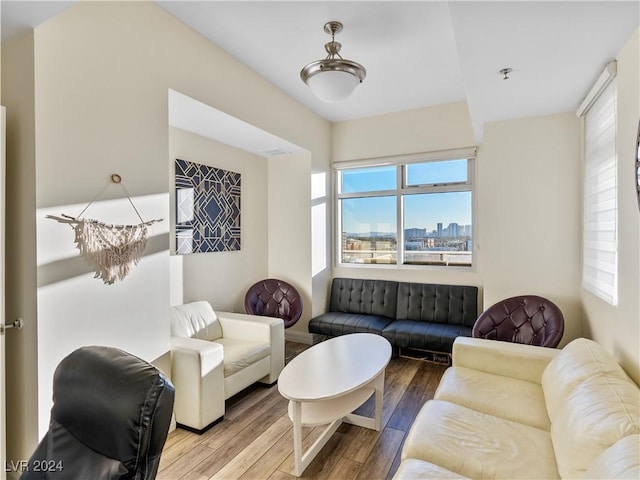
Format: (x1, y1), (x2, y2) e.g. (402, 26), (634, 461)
(395, 282), (478, 326)
(328, 278), (478, 326)
(330, 278), (399, 319)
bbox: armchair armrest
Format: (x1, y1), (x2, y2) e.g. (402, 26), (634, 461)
(452, 337), (560, 384)
(216, 311), (283, 343)
(170, 336), (225, 430)
(171, 336), (224, 369)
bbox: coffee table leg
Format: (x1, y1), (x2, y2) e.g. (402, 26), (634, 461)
(374, 370), (385, 431)
(292, 401), (303, 476)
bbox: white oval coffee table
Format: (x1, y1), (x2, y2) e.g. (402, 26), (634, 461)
(278, 333), (392, 476)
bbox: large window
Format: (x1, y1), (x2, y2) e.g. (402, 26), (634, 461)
(336, 151), (474, 267)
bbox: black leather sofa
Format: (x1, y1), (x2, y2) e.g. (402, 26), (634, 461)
(309, 278), (478, 354)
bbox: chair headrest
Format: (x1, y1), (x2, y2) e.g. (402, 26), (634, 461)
(51, 346), (174, 466)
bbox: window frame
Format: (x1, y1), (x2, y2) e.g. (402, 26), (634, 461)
(334, 149), (476, 269)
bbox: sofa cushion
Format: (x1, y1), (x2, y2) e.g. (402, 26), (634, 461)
(170, 301), (223, 341)
(393, 459), (470, 479)
(329, 278), (398, 318)
(309, 312), (392, 336)
(542, 338), (630, 422)
(434, 366), (550, 431)
(395, 282), (478, 327)
(214, 338), (271, 377)
(551, 373), (640, 478)
(584, 434), (640, 480)
(381, 321), (471, 352)
(402, 400), (560, 479)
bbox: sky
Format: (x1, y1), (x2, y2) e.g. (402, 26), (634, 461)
(341, 162), (472, 234)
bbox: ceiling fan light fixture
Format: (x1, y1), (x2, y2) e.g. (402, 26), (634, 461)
(300, 21), (366, 103)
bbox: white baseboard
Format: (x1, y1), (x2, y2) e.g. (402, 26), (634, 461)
(285, 330), (317, 345)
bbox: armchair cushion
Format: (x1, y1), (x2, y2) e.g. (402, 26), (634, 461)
(215, 338), (271, 377)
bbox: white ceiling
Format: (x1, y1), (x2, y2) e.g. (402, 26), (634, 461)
(2, 1), (639, 142)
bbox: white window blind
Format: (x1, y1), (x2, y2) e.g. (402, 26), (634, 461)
(583, 80), (617, 305)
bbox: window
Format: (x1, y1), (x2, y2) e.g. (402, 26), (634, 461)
(336, 150), (474, 267)
(583, 79), (618, 305)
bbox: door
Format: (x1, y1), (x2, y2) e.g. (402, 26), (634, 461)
(1, 105), (6, 480)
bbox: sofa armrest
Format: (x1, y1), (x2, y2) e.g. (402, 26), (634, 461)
(170, 337), (225, 430)
(217, 311), (285, 384)
(452, 337), (560, 384)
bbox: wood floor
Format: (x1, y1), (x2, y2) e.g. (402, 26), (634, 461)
(158, 341), (447, 480)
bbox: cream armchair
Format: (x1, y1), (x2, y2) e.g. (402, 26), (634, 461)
(169, 301), (284, 432)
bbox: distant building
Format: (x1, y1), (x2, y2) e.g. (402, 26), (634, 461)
(405, 228), (426, 238)
(437, 222), (443, 237)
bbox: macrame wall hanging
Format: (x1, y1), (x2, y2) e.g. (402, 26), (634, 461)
(47, 174), (163, 285)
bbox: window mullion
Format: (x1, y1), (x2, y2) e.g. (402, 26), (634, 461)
(338, 190), (398, 200)
(397, 165), (404, 267)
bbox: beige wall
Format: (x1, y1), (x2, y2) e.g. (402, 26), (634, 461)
(332, 101), (476, 161)
(168, 127), (269, 312)
(267, 153), (312, 338)
(2, 1), (330, 462)
(480, 113), (583, 344)
(333, 104), (583, 345)
(582, 29), (640, 384)
(1, 31), (39, 464)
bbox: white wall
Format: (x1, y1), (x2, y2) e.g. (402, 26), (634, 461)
(480, 113), (582, 344)
(582, 28), (640, 384)
(2, 1), (330, 461)
(267, 153), (312, 338)
(332, 103), (583, 345)
(169, 127), (269, 312)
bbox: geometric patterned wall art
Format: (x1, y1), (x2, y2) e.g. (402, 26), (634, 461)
(175, 158), (241, 254)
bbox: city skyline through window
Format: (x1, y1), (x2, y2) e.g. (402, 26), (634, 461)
(338, 157), (474, 266)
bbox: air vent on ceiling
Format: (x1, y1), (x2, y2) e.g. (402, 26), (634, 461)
(261, 147), (293, 156)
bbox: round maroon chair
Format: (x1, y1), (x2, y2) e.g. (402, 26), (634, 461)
(244, 278), (303, 328)
(472, 295), (564, 348)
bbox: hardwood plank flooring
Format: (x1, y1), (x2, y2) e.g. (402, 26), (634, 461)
(159, 341), (447, 480)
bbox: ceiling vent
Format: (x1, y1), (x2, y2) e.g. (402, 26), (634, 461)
(261, 147), (293, 156)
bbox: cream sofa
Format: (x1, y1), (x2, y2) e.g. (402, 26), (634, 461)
(169, 301), (284, 432)
(394, 337), (640, 479)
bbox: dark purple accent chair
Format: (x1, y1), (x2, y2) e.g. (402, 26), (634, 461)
(244, 278), (303, 328)
(472, 295), (564, 348)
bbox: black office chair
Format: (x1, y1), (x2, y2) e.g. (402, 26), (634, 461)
(21, 346), (175, 480)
